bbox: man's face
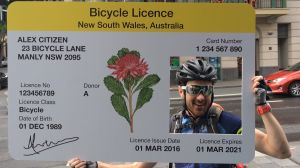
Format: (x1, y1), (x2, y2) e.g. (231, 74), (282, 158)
(178, 80), (213, 118)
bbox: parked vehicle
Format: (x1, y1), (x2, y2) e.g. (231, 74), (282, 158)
(265, 62), (300, 96)
(0, 72), (7, 89)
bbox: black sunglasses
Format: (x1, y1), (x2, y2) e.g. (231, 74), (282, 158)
(181, 85), (213, 96)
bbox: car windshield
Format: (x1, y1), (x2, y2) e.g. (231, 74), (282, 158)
(286, 62), (300, 71)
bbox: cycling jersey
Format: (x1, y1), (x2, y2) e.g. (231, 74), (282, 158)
(169, 107), (241, 168)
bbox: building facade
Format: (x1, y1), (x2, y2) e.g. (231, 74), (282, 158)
(257, 0), (299, 76)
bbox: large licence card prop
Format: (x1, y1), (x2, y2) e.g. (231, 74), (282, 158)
(8, 2), (255, 163)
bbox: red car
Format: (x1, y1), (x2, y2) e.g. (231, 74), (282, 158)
(265, 62), (300, 96)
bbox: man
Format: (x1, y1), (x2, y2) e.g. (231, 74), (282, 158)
(68, 59), (291, 168)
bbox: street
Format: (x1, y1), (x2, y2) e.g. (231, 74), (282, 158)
(1, 70), (300, 167)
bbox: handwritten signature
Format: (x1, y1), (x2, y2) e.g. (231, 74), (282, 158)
(23, 133), (79, 156)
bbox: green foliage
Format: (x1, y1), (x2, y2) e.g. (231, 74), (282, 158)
(129, 50), (140, 58)
(104, 76), (127, 97)
(111, 94), (130, 123)
(107, 55), (119, 65)
(117, 48), (129, 58)
(124, 76), (134, 91)
(134, 87), (153, 113)
(133, 76), (143, 87)
(134, 74), (160, 93)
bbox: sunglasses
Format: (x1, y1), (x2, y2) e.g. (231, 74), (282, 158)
(181, 85), (213, 96)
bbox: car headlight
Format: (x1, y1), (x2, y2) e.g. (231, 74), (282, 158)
(270, 77), (286, 83)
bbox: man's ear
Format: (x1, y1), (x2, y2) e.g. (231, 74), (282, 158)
(178, 86), (184, 98)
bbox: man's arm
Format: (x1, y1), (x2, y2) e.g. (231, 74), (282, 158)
(255, 115), (291, 159)
(252, 76), (291, 159)
(98, 162), (156, 168)
(68, 158), (156, 168)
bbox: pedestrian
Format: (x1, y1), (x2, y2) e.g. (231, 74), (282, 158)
(68, 59), (291, 168)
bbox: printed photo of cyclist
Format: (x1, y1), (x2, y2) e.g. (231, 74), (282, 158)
(169, 57), (241, 136)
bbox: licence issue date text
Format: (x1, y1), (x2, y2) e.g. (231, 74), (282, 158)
(135, 145), (180, 152)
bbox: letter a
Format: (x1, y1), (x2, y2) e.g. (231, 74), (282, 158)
(83, 91), (89, 96)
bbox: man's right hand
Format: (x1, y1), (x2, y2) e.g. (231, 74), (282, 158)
(251, 76), (267, 105)
(255, 88), (267, 105)
(67, 158), (87, 168)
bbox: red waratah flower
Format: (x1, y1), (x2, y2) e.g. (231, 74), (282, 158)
(108, 53), (148, 80)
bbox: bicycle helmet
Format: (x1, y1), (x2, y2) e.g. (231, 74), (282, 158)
(176, 59), (217, 86)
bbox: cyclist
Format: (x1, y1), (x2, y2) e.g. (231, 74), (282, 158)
(68, 59), (291, 168)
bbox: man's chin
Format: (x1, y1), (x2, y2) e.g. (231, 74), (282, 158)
(194, 106), (205, 112)
(191, 109), (206, 117)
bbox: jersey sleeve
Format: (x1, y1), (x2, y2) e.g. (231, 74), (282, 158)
(218, 111), (241, 134)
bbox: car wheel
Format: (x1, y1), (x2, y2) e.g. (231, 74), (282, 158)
(288, 81), (300, 97)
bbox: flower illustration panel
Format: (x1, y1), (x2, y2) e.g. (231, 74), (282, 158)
(104, 48), (161, 133)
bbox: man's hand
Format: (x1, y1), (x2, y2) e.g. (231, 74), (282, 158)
(67, 158), (87, 168)
(252, 76), (267, 105)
